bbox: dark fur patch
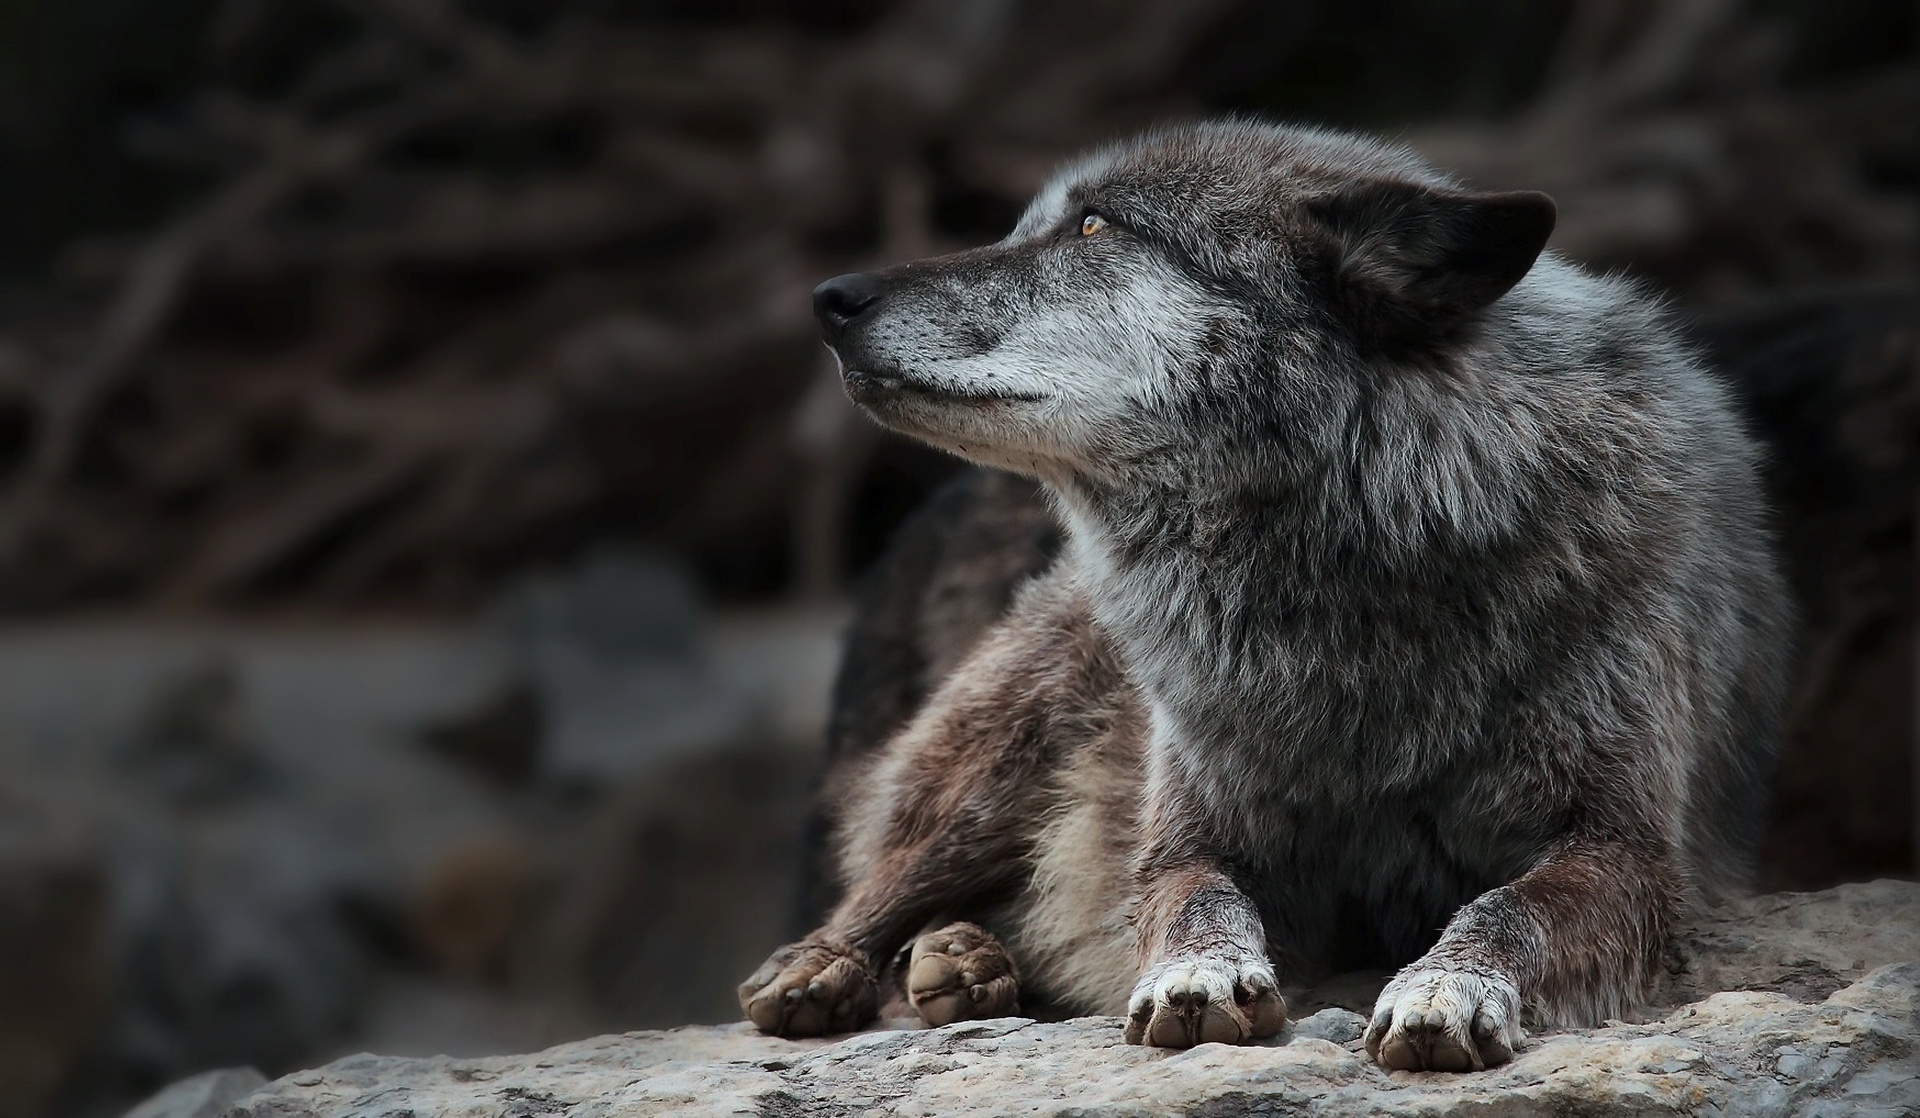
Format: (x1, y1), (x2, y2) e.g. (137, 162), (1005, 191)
(1307, 183), (1555, 358)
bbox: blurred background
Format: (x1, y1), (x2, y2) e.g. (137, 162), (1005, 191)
(0, 0), (1911, 1114)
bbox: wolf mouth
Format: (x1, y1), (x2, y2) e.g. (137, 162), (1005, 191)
(843, 369), (1046, 406)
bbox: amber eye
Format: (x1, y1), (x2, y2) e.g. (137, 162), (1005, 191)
(1079, 213), (1109, 236)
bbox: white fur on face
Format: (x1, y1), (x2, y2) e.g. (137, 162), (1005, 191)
(851, 243), (1228, 484)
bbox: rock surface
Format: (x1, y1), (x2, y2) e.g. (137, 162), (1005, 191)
(189, 881), (1919, 1117)
(121, 1068), (267, 1118)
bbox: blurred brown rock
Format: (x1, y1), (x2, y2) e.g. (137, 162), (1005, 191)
(0, 783), (109, 1118)
(413, 834), (541, 984)
(529, 739), (816, 1029)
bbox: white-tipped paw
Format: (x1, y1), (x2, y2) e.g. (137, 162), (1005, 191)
(1364, 967), (1521, 1072)
(1123, 955), (1286, 1048)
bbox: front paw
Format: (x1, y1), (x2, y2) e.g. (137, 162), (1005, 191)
(906, 921), (1020, 1027)
(1364, 966), (1521, 1072)
(1123, 955), (1286, 1048)
(738, 938), (880, 1037)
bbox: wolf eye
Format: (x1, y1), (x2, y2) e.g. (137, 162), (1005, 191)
(1079, 213), (1109, 236)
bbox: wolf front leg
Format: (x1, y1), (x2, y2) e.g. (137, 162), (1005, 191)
(738, 821), (1031, 1038)
(737, 703), (1039, 1038)
(1124, 855), (1288, 1047)
(1366, 837), (1676, 1071)
(740, 575), (1124, 1037)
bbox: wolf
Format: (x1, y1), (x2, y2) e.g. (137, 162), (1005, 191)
(740, 120), (1792, 1072)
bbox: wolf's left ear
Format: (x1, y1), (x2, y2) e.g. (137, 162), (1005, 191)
(1309, 181), (1556, 336)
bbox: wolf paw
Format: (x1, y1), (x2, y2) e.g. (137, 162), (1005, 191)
(906, 921), (1021, 1027)
(1123, 955), (1286, 1048)
(738, 938), (880, 1037)
(1364, 967), (1521, 1072)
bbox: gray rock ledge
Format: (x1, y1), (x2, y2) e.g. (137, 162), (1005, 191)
(211, 881), (1920, 1117)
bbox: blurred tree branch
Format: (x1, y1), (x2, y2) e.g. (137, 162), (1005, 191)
(0, 0), (1908, 611)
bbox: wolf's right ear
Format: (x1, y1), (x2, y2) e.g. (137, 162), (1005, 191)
(1308, 181), (1556, 348)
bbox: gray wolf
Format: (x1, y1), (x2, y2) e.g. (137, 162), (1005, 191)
(740, 120), (1792, 1072)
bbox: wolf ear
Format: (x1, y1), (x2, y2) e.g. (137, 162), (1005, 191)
(1308, 181), (1556, 344)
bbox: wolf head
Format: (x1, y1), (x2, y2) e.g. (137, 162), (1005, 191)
(815, 121), (1555, 495)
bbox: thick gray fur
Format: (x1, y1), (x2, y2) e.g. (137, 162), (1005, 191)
(744, 120), (1792, 1072)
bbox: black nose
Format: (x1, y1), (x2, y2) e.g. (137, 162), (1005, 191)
(812, 272), (884, 343)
